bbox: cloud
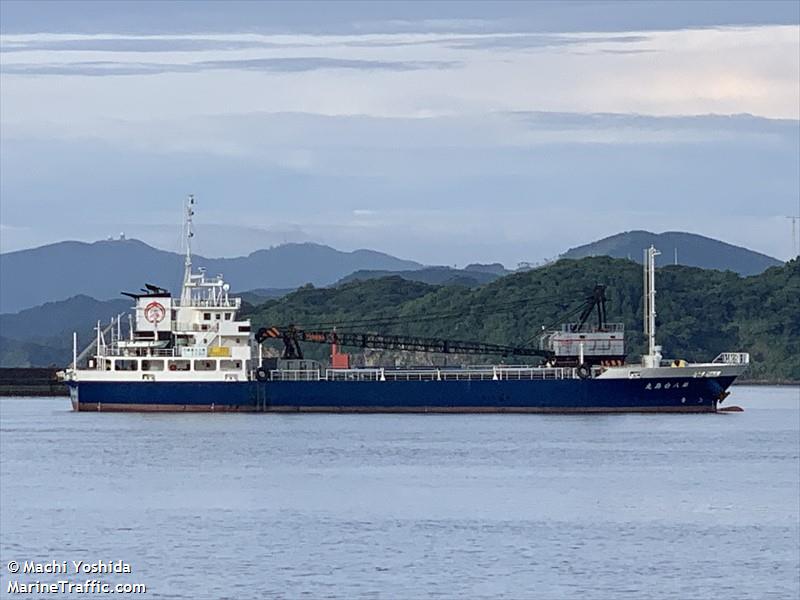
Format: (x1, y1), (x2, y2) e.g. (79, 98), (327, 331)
(2, 26), (797, 122)
(199, 57), (458, 72)
(5, 109), (791, 164)
(2, 1), (797, 36)
(443, 33), (651, 50)
(0, 38), (282, 53)
(0, 57), (459, 76)
(2, 110), (796, 262)
(1, 21), (797, 263)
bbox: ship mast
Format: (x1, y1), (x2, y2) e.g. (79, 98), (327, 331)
(181, 195), (195, 305)
(643, 245), (661, 367)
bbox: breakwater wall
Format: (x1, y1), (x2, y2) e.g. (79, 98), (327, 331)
(0, 368), (68, 396)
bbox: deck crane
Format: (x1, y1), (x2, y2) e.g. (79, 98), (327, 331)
(254, 284), (626, 367)
(572, 285), (608, 332)
(255, 326), (555, 362)
(537, 285), (625, 367)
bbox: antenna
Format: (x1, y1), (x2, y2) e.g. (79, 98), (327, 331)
(181, 195), (195, 304)
(185, 194), (195, 270)
(787, 216), (799, 257)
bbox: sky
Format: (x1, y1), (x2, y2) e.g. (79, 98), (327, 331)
(1, 1), (798, 266)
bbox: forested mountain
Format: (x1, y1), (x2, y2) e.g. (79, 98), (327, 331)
(0, 337), (67, 368)
(0, 296), (131, 368)
(2, 230), (781, 313)
(562, 231), (782, 275)
(337, 266), (503, 287)
(0, 295), (131, 341)
(3, 257), (797, 381)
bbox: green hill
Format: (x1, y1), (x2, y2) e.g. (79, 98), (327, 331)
(0, 337), (66, 368)
(0, 295), (130, 341)
(337, 266), (502, 287)
(0, 295), (131, 368)
(3, 257), (796, 381)
(249, 257), (799, 382)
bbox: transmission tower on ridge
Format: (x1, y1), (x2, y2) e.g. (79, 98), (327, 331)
(787, 215), (800, 257)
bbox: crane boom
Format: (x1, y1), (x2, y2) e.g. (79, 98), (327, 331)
(256, 326), (554, 361)
(572, 285), (607, 332)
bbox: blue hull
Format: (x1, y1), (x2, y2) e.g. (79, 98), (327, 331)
(69, 376), (736, 413)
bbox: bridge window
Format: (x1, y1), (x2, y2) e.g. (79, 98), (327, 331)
(167, 360), (190, 371)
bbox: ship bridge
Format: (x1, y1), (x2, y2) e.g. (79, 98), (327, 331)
(67, 196), (254, 383)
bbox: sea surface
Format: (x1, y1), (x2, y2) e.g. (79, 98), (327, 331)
(1, 386), (798, 599)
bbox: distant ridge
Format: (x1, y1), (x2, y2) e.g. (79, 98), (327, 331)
(337, 266), (507, 287)
(0, 295), (131, 342)
(561, 231), (782, 275)
(0, 240), (422, 313)
(3, 258), (798, 381)
(0, 336), (65, 368)
(0, 295), (131, 367)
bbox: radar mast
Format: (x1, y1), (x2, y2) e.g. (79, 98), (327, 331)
(181, 195), (195, 305)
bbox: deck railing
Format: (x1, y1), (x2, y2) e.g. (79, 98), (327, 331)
(712, 352), (750, 365)
(270, 367), (577, 382)
(270, 369), (322, 381)
(98, 347), (179, 358)
(556, 322), (624, 333)
(172, 299), (241, 309)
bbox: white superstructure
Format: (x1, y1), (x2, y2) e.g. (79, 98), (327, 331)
(64, 196), (255, 384)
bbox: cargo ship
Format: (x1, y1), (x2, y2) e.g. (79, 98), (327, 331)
(63, 197), (749, 413)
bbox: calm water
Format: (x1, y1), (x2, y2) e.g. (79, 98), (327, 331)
(1, 386), (798, 599)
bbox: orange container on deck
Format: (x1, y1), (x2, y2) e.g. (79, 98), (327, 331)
(330, 343), (350, 369)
